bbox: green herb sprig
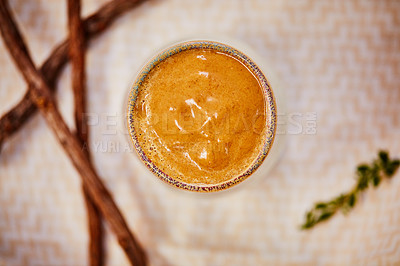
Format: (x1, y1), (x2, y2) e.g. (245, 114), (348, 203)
(301, 151), (400, 230)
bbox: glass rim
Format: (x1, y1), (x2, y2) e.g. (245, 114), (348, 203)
(127, 40), (277, 192)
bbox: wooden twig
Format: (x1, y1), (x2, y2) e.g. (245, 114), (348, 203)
(0, 0), (145, 151)
(0, 1), (147, 265)
(67, 0), (103, 265)
(68, 0), (87, 147)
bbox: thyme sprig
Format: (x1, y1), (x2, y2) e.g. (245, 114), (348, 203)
(301, 151), (400, 229)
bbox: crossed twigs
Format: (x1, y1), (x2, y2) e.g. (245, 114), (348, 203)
(0, 0), (147, 265)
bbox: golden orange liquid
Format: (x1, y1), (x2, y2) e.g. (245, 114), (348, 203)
(133, 48), (266, 185)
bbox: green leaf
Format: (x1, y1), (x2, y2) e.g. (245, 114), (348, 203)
(385, 160), (400, 177)
(372, 175), (381, 187)
(357, 164), (369, 175)
(379, 151), (389, 165)
(301, 221), (314, 230)
(318, 211), (334, 222)
(306, 211), (313, 221)
(369, 166), (379, 186)
(315, 202), (328, 209)
(348, 193), (356, 207)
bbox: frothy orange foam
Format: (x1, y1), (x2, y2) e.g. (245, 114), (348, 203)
(132, 48), (266, 185)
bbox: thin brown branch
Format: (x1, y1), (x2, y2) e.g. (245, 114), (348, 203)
(68, 0), (87, 146)
(67, 0), (103, 265)
(83, 195), (104, 266)
(0, 0), (145, 151)
(0, 1), (147, 265)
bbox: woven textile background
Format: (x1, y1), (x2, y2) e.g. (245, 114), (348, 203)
(1, 0), (400, 265)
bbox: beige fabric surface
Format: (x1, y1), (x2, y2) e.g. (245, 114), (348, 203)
(1, 0), (400, 265)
